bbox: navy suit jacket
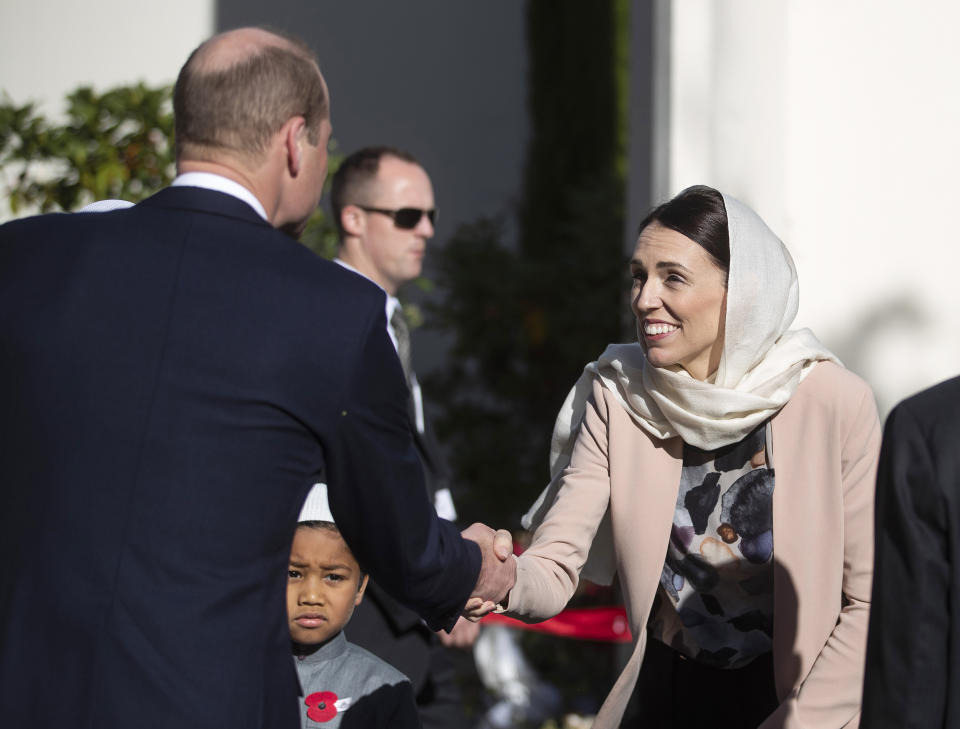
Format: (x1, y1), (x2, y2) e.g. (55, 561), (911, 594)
(348, 401), (457, 700)
(861, 375), (960, 728)
(0, 187), (480, 729)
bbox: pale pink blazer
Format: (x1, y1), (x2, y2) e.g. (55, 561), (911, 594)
(506, 362), (881, 728)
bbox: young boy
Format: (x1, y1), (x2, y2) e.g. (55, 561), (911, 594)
(289, 484), (420, 727)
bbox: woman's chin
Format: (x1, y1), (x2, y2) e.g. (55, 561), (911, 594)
(644, 351), (674, 369)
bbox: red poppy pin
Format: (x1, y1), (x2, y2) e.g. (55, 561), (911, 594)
(305, 691), (338, 722)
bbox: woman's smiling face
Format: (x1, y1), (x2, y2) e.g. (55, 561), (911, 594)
(631, 222), (728, 381)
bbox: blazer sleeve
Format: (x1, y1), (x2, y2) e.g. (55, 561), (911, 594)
(324, 304), (480, 632)
(505, 383), (611, 620)
(860, 402), (949, 728)
(762, 381), (882, 729)
(382, 680), (422, 729)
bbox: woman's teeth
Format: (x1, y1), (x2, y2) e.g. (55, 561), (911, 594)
(645, 323), (679, 335)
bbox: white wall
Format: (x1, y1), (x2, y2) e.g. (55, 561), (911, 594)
(0, 0), (213, 113)
(670, 0), (960, 413)
(0, 0), (213, 221)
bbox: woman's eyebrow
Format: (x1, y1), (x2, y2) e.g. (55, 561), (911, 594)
(629, 259), (693, 273)
(656, 260), (693, 273)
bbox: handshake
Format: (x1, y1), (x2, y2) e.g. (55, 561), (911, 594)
(460, 523), (517, 621)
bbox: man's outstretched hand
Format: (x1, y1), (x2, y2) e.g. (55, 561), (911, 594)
(461, 522), (515, 619)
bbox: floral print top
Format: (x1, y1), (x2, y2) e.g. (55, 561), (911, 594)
(647, 421), (775, 668)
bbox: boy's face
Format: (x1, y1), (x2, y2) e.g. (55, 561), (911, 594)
(287, 526), (368, 646)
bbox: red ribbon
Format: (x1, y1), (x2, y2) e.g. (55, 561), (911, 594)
(481, 606), (632, 643)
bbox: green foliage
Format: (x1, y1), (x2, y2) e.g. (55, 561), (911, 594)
(296, 141), (342, 261)
(427, 0), (631, 531)
(0, 83), (340, 260)
(0, 84), (175, 213)
(430, 5), (632, 718)
(296, 207), (341, 260)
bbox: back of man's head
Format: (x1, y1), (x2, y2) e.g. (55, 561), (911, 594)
(174, 28), (328, 168)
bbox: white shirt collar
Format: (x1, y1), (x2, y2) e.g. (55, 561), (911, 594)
(172, 172), (269, 222)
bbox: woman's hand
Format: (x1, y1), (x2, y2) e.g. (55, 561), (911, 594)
(462, 595), (499, 622)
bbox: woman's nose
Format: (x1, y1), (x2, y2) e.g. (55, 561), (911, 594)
(634, 281), (661, 313)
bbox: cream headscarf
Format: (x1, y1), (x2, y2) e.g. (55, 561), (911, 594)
(522, 191), (839, 583)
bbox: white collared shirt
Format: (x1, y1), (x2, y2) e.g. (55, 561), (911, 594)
(172, 172), (269, 221)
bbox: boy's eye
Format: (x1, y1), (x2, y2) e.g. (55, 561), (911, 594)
(288, 569), (302, 579)
(325, 573), (345, 583)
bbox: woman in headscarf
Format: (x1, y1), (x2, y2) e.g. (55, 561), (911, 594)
(471, 186), (881, 728)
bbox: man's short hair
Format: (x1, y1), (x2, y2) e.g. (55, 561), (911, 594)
(174, 32), (328, 165)
(330, 146), (419, 238)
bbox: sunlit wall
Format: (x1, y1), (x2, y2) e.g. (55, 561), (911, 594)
(0, 0), (213, 223)
(668, 0), (960, 413)
(0, 0), (212, 112)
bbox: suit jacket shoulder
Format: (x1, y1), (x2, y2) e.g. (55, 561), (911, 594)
(894, 375), (960, 439)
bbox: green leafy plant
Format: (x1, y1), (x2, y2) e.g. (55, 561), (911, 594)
(1, 82), (341, 261)
(0, 84), (175, 213)
(427, 0), (630, 531)
(427, 4), (631, 717)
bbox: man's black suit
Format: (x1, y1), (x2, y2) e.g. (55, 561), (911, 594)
(348, 408), (465, 726)
(861, 375), (960, 728)
(0, 187), (480, 729)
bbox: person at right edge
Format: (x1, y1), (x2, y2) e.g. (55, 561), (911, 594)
(466, 185), (882, 728)
(861, 375), (960, 728)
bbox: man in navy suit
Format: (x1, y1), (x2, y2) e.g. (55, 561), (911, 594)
(861, 375), (960, 727)
(0, 27), (514, 729)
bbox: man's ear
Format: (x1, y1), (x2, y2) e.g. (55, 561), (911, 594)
(354, 574), (369, 606)
(340, 204), (366, 237)
(283, 116), (307, 177)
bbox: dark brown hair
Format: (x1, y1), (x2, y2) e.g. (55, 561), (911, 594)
(638, 185), (730, 276)
(296, 521), (366, 578)
(330, 146), (420, 237)
(174, 34), (328, 164)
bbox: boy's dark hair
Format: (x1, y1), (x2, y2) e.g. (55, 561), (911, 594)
(296, 520), (367, 577)
(298, 519), (338, 532)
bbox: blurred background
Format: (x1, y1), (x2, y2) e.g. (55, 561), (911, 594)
(3, 0), (958, 724)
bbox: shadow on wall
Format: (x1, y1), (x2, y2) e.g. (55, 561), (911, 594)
(827, 295), (934, 418)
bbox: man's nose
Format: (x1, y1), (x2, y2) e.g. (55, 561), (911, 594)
(415, 213), (434, 239)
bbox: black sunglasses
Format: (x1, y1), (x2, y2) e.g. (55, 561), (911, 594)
(358, 206), (437, 230)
